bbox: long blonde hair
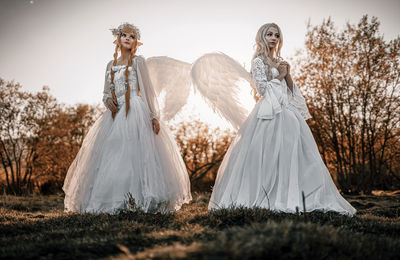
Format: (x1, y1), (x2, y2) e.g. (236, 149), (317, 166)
(251, 23), (283, 101)
(252, 23), (283, 63)
(110, 26), (138, 118)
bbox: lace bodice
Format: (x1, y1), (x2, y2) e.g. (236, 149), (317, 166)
(102, 65), (139, 109)
(102, 56), (160, 120)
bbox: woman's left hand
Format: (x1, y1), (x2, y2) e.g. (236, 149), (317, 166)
(152, 118), (160, 135)
(280, 61), (291, 76)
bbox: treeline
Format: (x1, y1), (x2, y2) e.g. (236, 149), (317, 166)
(0, 81), (233, 195)
(296, 15), (400, 194)
(0, 15), (399, 195)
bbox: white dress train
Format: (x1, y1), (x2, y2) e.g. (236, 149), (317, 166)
(208, 57), (356, 216)
(63, 56), (192, 213)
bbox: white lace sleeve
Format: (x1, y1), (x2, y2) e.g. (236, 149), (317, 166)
(136, 56), (161, 120)
(251, 57), (283, 120)
(102, 60), (113, 108)
(251, 57), (281, 96)
(289, 82), (312, 120)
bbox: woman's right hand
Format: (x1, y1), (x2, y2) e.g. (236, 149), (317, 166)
(106, 98), (118, 113)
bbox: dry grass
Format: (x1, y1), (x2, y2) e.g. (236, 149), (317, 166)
(0, 192), (399, 259)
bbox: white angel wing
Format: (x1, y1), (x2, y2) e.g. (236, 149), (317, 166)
(191, 53), (255, 129)
(146, 56), (192, 121)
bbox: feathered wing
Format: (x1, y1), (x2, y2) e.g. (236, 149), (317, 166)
(146, 56), (192, 121)
(191, 52), (255, 130)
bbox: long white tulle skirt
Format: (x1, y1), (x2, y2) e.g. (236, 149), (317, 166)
(63, 95), (192, 213)
(208, 102), (356, 216)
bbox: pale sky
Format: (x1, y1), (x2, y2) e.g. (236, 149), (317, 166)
(0, 0), (399, 128)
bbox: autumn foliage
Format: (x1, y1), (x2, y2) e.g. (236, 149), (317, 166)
(0, 80), (102, 195)
(171, 120), (234, 191)
(295, 16), (400, 193)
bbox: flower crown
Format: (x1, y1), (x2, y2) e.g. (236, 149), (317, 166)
(110, 22), (141, 40)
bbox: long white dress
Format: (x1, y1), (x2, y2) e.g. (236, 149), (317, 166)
(63, 56), (192, 214)
(208, 57), (356, 216)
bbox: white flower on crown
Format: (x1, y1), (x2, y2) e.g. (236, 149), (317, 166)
(110, 22), (141, 40)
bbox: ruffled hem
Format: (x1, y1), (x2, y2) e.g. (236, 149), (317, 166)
(209, 202), (356, 216)
(65, 194), (192, 214)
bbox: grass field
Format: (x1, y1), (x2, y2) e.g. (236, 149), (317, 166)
(0, 192), (399, 259)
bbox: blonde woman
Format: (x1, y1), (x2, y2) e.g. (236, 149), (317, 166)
(208, 23), (356, 216)
(63, 23), (191, 213)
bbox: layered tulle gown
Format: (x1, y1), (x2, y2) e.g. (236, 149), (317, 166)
(63, 56), (192, 213)
(208, 57), (356, 216)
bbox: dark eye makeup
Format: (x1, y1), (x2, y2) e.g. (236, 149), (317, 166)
(121, 33), (135, 39)
(267, 33), (280, 38)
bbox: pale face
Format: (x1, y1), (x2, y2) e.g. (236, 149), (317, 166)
(120, 31), (137, 50)
(264, 26), (280, 50)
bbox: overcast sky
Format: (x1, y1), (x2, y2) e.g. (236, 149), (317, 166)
(1, 0), (399, 108)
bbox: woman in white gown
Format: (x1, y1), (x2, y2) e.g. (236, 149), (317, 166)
(63, 23), (192, 214)
(208, 23), (356, 216)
